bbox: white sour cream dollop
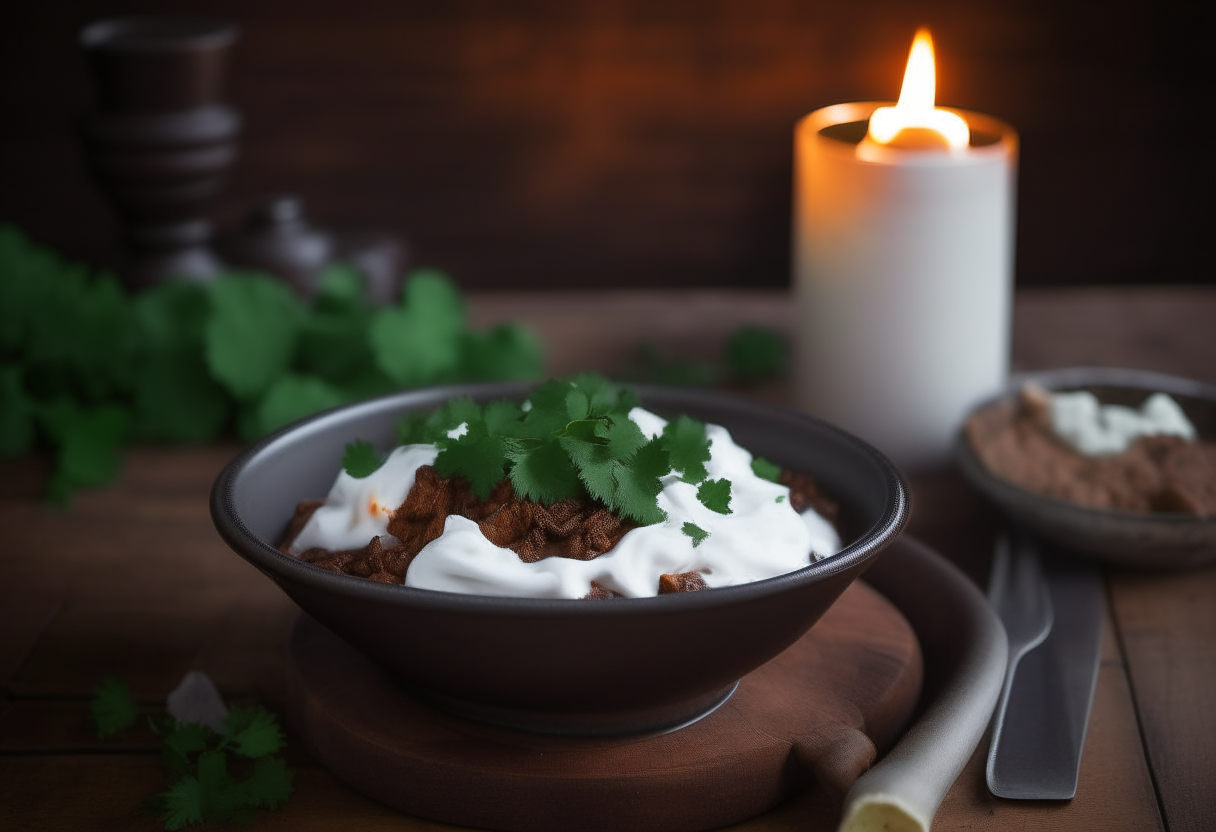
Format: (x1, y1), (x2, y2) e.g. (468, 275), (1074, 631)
(1041, 387), (1196, 456)
(290, 407), (841, 598)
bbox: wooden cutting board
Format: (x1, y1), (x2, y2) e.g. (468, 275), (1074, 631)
(286, 580), (922, 832)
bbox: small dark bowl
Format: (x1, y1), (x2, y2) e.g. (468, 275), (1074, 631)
(211, 383), (908, 735)
(958, 367), (1216, 570)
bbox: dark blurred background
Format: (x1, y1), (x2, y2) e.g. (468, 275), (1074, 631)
(2, 0), (1208, 290)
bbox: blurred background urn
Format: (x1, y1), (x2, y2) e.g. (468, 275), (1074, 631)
(79, 16), (240, 289)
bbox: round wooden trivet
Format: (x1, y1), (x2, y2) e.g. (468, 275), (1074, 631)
(286, 581), (922, 832)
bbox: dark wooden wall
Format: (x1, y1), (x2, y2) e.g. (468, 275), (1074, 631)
(2, 0), (1208, 290)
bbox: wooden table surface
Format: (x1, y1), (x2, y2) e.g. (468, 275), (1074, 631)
(2, 286), (1213, 832)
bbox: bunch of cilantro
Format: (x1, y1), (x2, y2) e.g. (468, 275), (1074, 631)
(91, 676), (294, 830)
(0, 225), (543, 502)
(360, 373), (743, 540)
(622, 326), (789, 387)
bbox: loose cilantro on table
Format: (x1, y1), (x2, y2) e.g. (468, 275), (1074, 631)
(621, 326), (789, 388)
(91, 675), (140, 738)
(726, 325), (788, 383)
(150, 705), (294, 829)
(90, 676), (295, 830)
(0, 224), (545, 502)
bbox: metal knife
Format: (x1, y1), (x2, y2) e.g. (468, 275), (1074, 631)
(986, 532), (1104, 799)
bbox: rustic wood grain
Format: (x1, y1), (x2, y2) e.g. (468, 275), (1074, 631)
(934, 604), (1164, 831)
(285, 582), (921, 832)
(1, 287), (1211, 829)
(1108, 567), (1216, 832)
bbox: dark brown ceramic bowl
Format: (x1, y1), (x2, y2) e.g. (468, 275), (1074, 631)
(211, 383), (909, 735)
(958, 367), (1216, 570)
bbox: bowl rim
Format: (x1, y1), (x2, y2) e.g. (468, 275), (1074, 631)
(211, 381), (910, 614)
(957, 366), (1216, 528)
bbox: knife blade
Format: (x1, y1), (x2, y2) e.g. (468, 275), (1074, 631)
(986, 534), (1104, 800)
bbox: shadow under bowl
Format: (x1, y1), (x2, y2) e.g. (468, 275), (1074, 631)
(957, 367), (1216, 570)
(211, 383), (909, 735)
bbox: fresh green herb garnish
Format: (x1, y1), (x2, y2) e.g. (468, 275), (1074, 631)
(90, 676), (295, 830)
(342, 440), (383, 478)
(682, 522), (709, 547)
(696, 478), (733, 515)
(90, 675), (140, 738)
(621, 326), (788, 387)
(0, 224), (544, 502)
(776, 494), (786, 503)
(398, 373), (724, 526)
(726, 325), (788, 382)
(150, 706), (293, 829)
(750, 456), (782, 483)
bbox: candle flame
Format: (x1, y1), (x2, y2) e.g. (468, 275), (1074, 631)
(867, 28), (970, 150)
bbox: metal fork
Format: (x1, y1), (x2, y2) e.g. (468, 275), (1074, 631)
(985, 531), (1055, 791)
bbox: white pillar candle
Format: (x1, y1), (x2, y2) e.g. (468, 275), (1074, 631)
(792, 36), (1017, 468)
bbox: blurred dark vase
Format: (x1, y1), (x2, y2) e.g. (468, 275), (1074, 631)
(79, 17), (240, 289)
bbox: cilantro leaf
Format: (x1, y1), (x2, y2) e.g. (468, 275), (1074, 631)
(134, 280), (210, 352)
(396, 410), (430, 446)
(131, 351), (230, 444)
(312, 263), (366, 314)
(0, 364), (36, 457)
(196, 749), (252, 824)
(727, 325), (788, 382)
(697, 478), (733, 515)
(240, 756), (294, 809)
(559, 434), (616, 507)
(295, 306), (376, 385)
(521, 379), (578, 437)
(565, 388), (590, 421)
(160, 722), (212, 776)
(342, 440), (383, 479)
(397, 397), (484, 447)
(225, 706), (285, 759)
(247, 373), (347, 440)
(750, 456), (782, 483)
(434, 428), (511, 499)
(24, 271), (139, 403)
(572, 372), (628, 417)
(661, 416), (711, 484)
(39, 402), (132, 503)
(158, 775), (206, 831)
(370, 269), (466, 387)
(682, 522), (709, 547)
(458, 324), (544, 382)
(482, 399), (525, 436)
(90, 675), (140, 738)
(204, 274), (304, 402)
(622, 344), (718, 387)
(614, 440), (671, 525)
(510, 436), (585, 504)
(597, 413), (648, 460)
(776, 495), (786, 503)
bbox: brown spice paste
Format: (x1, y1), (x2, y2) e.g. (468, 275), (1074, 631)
(281, 464), (839, 595)
(965, 388), (1216, 515)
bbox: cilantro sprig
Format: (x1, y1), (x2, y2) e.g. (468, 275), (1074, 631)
(395, 373), (732, 527)
(91, 675), (140, 738)
(90, 676), (294, 830)
(621, 325), (789, 387)
(0, 225), (544, 503)
(342, 440), (384, 479)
